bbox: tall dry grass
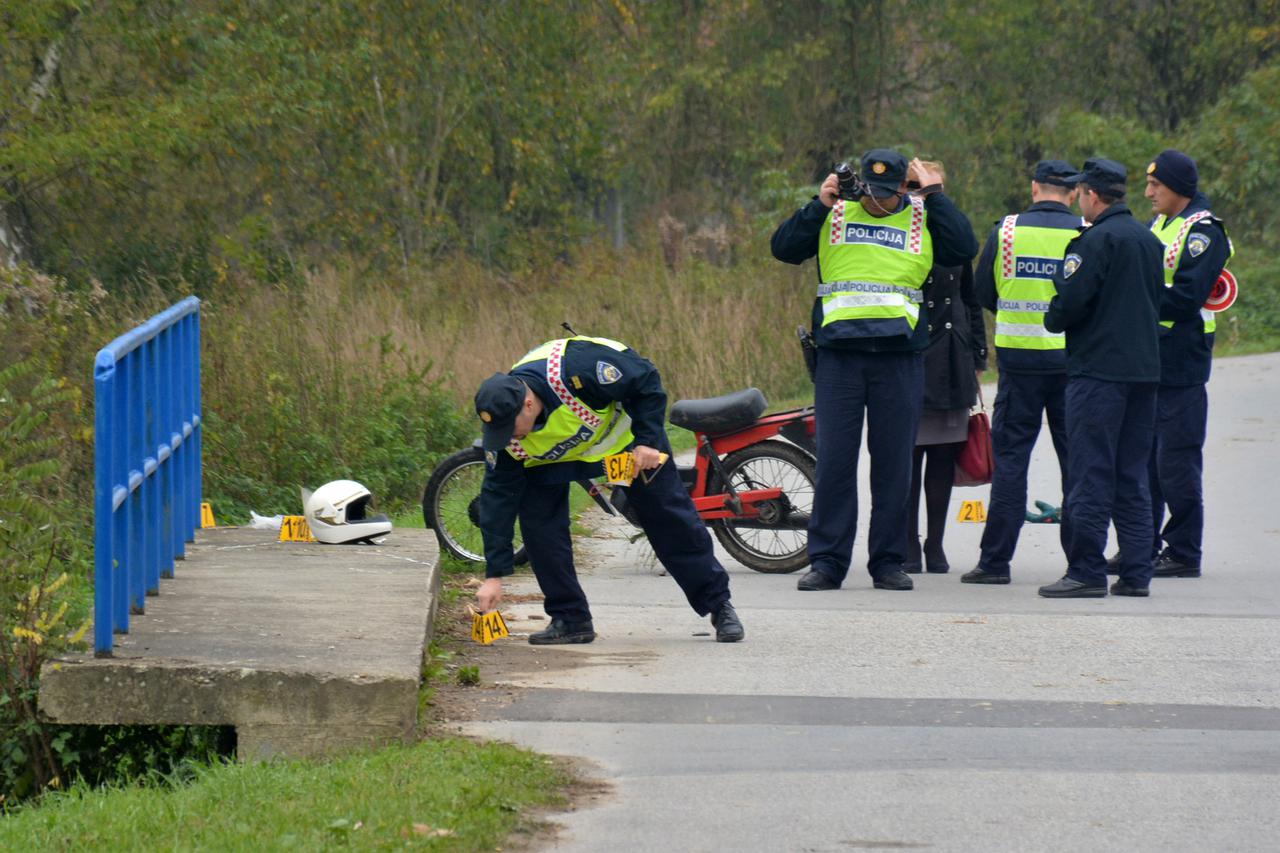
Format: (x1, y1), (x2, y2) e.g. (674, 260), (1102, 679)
(310, 240), (818, 409)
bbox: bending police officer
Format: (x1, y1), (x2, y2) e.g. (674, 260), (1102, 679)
(964, 160), (1081, 584)
(1041, 159), (1164, 598)
(473, 336), (744, 642)
(771, 150), (978, 592)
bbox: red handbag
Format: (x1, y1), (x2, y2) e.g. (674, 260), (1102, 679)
(955, 387), (994, 487)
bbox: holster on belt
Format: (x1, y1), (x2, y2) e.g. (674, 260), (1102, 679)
(797, 326), (817, 383)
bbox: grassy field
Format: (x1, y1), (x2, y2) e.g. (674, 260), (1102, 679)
(0, 738), (571, 850)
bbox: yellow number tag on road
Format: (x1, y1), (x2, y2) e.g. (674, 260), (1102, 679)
(470, 609), (510, 644)
(279, 515), (318, 542)
(957, 500), (987, 523)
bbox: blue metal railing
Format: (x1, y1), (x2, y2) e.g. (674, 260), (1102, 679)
(93, 297), (202, 656)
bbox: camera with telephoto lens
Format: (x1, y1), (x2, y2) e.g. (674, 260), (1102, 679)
(834, 162), (867, 201)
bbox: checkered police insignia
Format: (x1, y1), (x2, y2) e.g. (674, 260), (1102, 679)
(1187, 232), (1210, 258)
(596, 361), (623, 384)
(1063, 253), (1082, 278)
(485, 450), (497, 468)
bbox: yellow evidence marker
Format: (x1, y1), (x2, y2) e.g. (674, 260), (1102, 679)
(200, 502), (216, 528)
(279, 515), (318, 542)
(470, 607), (510, 644)
(603, 450), (670, 486)
(956, 500), (987, 523)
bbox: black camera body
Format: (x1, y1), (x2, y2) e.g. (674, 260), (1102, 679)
(834, 162), (867, 201)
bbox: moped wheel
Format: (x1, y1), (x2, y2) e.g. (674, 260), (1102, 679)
(709, 440), (815, 573)
(422, 447), (526, 566)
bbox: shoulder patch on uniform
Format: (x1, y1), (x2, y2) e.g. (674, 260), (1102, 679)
(1063, 253), (1082, 278)
(1187, 232), (1211, 258)
(596, 361), (622, 384)
(571, 375), (583, 389)
(485, 450), (498, 469)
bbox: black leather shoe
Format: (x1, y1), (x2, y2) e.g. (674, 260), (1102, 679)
(961, 566), (1010, 585)
(1038, 576), (1107, 598)
(902, 560), (923, 574)
(528, 618), (596, 645)
(1110, 580), (1150, 597)
(923, 540), (950, 574)
(711, 602), (745, 643)
(797, 570), (840, 591)
(1105, 552), (1122, 575)
(1152, 554), (1201, 578)
(873, 570), (914, 591)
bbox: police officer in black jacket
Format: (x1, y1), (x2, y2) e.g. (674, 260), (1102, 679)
(1041, 158), (1165, 598)
(964, 160), (1082, 584)
(1140, 150), (1233, 579)
(771, 151), (977, 593)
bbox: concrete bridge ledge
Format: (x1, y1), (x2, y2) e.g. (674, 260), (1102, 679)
(39, 527), (441, 760)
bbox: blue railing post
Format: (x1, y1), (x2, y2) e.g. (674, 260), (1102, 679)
(93, 297), (202, 656)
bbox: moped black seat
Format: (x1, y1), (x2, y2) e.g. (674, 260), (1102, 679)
(669, 388), (768, 434)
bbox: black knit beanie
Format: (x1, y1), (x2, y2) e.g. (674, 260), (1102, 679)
(1148, 149), (1198, 198)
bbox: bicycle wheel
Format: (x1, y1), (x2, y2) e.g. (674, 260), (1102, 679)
(709, 440), (815, 573)
(422, 447), (526, 565)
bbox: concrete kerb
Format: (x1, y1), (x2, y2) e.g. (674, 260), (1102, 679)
(38, 526), (442, 760)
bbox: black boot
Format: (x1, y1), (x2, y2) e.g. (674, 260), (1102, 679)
(528, 618), (596, 645)
(710, 602), (745, 642)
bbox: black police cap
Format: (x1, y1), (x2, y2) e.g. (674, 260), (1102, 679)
(1063, 158), (1128, 195)
(860, 149), (908, 197)
(474, 373), (526, 454)
(1033, 159), (1077, 187)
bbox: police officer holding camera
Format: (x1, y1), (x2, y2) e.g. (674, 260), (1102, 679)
(771, 150), (977, 592)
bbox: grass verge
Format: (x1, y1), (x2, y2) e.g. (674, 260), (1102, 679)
(0, 738), (571, 850)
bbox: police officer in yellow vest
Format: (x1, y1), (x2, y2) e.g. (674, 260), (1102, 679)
(472, 336), (744, 643)
(964, 160), (1082, 584)
(1136, 150), (1232, 579)
(771, 150), (978, 591)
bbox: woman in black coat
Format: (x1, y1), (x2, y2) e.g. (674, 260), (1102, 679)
(905, 169), (988, 573)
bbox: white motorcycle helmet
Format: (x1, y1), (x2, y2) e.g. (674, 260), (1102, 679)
(302, 480), (392, 544)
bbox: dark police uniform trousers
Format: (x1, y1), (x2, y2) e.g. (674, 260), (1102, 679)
(517, 442), (731, 624)
(1148, 383), (1207, 565)
(1064, 379), (1157, 586)
(809, 347), (923, 582)
(979, 371), (1070, 574)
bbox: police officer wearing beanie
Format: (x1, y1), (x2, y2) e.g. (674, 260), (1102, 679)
(964, 160), (1082, 585)
(771, 150), (978, 592)
(1139, 149), (1233, 579)
(1041, 159), (1165, 598)
(472, 336), (744, 643)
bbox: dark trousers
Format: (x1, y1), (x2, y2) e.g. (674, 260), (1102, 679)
(519, 449), (731, 623)
(978, 371), (1070, 575)
(1063, 377), (1157, 588)
(808, 347), (923, 583)
(1149, 383), (1208, 567)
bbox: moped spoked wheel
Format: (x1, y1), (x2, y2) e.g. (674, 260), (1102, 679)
(422, 447), (527, 566)
(709, 440), (815, 573)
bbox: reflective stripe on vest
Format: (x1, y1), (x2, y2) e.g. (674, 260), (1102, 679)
(506, 337), (635, 467)
(1151, 210), (1225, 333)
(993, 214), (1078, 350)
(816, 196), (933, 333)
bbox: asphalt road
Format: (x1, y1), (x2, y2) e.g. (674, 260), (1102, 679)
(463, 352), (1280, 852)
